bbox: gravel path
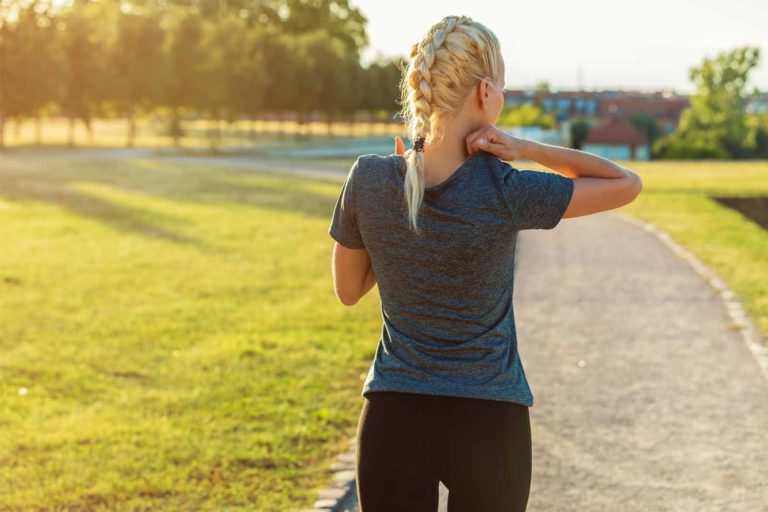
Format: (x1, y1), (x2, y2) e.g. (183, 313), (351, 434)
(515, 212), (768, 511)
(340, 211), (768, 511)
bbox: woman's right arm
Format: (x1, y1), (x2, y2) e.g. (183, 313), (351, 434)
(517, 139), (642, 218)
(467, 126), (643, 219)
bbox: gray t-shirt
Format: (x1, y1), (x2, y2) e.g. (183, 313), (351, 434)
(328, 149), (574, 406)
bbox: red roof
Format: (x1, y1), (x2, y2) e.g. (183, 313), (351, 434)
(584, 116), (648, 145)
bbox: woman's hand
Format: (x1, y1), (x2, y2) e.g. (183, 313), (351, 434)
(465, 125), (527, 161)
(394, 136), (412, 159)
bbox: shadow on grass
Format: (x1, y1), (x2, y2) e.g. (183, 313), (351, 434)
(0, 151), (343, 248)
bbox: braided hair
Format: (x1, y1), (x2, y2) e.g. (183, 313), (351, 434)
(397, 15), (504, 234)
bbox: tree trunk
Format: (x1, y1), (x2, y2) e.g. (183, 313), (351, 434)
(35, 115), (43, 145)
(67, 117), (75, 147)
(127, 109), (136, 148)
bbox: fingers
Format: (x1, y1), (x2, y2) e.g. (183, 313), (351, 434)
(394, 136), (405, 156)
(465, 125), (495, 155)
(467, 129), (491, 154)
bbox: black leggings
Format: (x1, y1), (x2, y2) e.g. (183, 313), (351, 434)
(355, 391), (532, 512)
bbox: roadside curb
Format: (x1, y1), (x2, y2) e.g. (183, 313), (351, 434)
(296, 435), (357, 512)
(614, 212), (768, 381)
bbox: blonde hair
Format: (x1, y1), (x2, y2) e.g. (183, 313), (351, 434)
(397, 15), (504, 234)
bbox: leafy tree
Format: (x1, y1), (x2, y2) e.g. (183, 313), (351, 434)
(259, 27), (298, 138)
(534, 81), (551, 94)
(0, 0), (61, 148)
(364, 58), (401, 128)
(162, 8), (208, 146)
(109, 6), (165, 147)
(749, 111), (768, 158)
(655, 46), (761, 159)
(569, 119), (590, 150)
(269, 0), (368, 59)
(59, 0), (109, 146)
(497, 103), (555, 129)
(236, 25), (271, 138)
(198, 13), (249, 150)
(630, 112), (661, 156)
(292, 28), (347, 139)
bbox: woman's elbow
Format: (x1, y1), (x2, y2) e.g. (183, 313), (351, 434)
(338, 293), (360, 307)
(627, 170), (643, 201)
(334, 284), (360, 306)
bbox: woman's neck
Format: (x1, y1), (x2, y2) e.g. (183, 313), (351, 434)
(421, 128), (475, 185)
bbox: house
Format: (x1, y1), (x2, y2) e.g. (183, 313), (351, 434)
(582, 116), (650, 161)
(502, 89), (690, 134)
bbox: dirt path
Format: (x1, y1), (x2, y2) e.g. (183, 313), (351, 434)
(511, 212), (768, 511)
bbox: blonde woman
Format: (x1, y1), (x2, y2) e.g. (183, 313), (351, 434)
(329, 15), (642, 511)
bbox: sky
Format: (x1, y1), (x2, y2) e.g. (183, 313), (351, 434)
(350, 0), (768, 95)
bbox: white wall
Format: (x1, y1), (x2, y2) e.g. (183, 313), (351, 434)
(581, 143), (650, 161)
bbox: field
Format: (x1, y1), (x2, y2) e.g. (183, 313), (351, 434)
(0, 144), (765, 510)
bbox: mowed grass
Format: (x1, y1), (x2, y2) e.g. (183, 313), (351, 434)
(1, 116), (404, 150)
(0, 153), (382, 510)
(524, 157), (768, 337)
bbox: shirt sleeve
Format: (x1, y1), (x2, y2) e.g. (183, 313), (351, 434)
(502, 165), (574, 231)
(328, 158), (366, 249)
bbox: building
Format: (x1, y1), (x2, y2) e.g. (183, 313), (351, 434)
(502, 89), (690, 136)
(582, 116), (650, 161)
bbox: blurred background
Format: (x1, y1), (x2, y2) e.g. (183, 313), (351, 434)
(0, 0), (766, 510)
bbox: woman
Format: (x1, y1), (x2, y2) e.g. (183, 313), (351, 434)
(328, 15), (642, 512)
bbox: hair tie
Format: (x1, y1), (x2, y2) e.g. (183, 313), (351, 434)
(413, 137), (426, 152)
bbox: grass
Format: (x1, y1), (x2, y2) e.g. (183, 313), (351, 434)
(0, 117), (405, 150)
(0, 152), (383, 510)
(0, 149), (766, 510)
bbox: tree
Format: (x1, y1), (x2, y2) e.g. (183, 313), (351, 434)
(292, 28), (347, 139)
(271, 0), (368, 60)
(259, 27), (298, 139)
(655, 46), (761, 159)
(630, 112), (661, 156)
(569, 119), (590, 150)
(361, 57), (401, 130)
(60, 0), (108, 146)
(109, 6), (165, 147)
(497, 103), (555, 129)
(162, 8), (208, 146)
(534, 81), (551, 94)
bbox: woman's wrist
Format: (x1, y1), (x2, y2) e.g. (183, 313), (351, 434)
(516, 138), (628, 179)
(517, 138), (538, 162)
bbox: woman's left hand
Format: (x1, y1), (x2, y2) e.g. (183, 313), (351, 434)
(395, 136), (412, 158)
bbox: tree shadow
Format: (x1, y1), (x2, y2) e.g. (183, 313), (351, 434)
(0, 153), (346, 250)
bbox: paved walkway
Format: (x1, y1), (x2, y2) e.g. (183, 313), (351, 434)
(343, 211), (768, 511)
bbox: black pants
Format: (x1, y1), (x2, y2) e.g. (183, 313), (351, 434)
(355, 390), (532, 512)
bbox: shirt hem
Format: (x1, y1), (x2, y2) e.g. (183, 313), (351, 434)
(361, 381), (533, 407)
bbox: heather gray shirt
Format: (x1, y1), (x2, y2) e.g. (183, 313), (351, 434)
(328, 149), (574, 406)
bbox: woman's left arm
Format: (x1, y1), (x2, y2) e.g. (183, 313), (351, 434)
(331, 243), (377, 306)
(361, 265), (377, 296)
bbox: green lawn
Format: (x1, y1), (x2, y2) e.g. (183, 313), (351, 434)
(0, 151), (766, 510)
(0, 152), (382, 510)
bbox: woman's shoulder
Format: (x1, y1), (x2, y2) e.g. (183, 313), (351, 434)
(352, 153), (405, 183)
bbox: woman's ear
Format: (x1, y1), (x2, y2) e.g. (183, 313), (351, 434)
(478, 78), (491, 109)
